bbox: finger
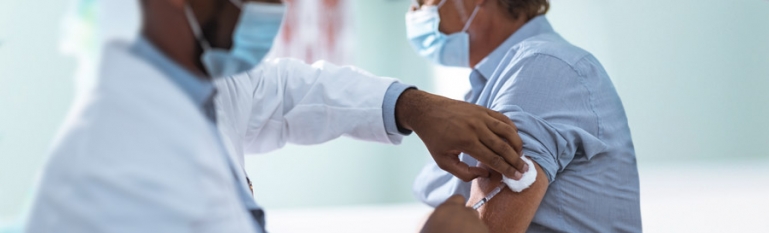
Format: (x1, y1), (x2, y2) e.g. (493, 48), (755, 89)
(479, 131), (526, 175)
(467, 165), (491, 179)
(465, 140), (523, 180)
(484, 119), (527, 173)
(486, 110), (523, 153)
(486, 109), (517, 131)
(434, 154), (489, 182)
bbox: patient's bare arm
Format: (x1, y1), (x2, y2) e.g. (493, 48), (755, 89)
(467, 160), (549, 233)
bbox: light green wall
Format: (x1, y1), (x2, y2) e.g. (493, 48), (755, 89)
(0, 0), (76, 223)
(2, 0), (769, 225)
(546, 0), (769, 162)
(244, 0), (434, 209)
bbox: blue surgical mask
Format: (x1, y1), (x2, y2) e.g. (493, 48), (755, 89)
(405, 0), (479, 67)
(185, 1), (286, 77)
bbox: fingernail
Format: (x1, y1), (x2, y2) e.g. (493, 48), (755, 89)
(514, 171), (522, 180)
(524, 163), (530, 172)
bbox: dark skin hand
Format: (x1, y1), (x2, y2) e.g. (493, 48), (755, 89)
(396, 89), (528, 181)
(421, 195), (489, 233)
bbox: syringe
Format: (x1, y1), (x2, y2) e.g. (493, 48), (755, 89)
(471, 183), (507, 210)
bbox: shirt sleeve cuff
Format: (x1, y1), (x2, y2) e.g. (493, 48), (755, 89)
(382, 82), (416, 137)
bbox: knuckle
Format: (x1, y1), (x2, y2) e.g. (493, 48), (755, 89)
(466, 122), (479, 131)
(492, 111), (508, 120)
(490, 119), (502, 128)
(495, 140), (511, 152)
(505, 123), (517, 132)
(501, 117), (513, 125)
(490, 155), (504, 168)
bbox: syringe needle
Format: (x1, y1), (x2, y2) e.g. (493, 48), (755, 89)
(471, 183), (507, 210)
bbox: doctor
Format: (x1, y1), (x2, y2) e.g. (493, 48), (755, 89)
(24, 0), (526, 232)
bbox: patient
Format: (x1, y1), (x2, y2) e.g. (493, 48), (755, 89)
(409, 0), (642, 232)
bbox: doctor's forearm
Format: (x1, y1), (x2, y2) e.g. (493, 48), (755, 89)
(394, 88), (428, 131)
(382, 83), (417, 137)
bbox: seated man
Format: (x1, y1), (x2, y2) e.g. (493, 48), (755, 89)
(408, 0), (642, 232)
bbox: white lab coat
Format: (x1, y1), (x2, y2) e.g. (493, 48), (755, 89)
(214, 57), (402, 168)
(25, 40), (401, 233)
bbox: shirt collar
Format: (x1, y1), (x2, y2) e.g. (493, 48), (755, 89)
(130, 36), (215, 108)
(474, 16), (555, 79)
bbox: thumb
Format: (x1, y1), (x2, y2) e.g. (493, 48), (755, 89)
(437, 156), (489, 182)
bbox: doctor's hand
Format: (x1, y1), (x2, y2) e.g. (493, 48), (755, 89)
(421, 195), (489, 233)
(395, 89), (527, 182)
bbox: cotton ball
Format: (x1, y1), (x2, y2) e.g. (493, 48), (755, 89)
(501, 156), (537, 192)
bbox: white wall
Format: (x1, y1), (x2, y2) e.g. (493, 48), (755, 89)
(244, 0), (435, 209)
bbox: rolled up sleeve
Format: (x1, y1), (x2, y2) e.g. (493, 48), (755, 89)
(488, 54), (608, 182)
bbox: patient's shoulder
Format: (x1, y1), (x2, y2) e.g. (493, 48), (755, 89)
(510, 33), (592, 68)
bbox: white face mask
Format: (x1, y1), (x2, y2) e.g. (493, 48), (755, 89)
(184, 1), (286, 78)
(405, 0), (479, 67)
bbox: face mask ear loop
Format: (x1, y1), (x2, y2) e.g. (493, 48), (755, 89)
(461, 5), (480, 32)
(184, 4), (212, 51)
(451, 0), (468, 19)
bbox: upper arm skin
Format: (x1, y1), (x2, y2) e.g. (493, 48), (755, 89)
(467, 160), (548, 233)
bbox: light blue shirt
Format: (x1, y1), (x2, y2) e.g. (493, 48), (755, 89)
(130, 37), (216, 120)
(413, 16), (642, 232)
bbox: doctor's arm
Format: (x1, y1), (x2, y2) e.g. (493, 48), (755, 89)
(395, 88), (531, 181)
(215, 58), (527, 180)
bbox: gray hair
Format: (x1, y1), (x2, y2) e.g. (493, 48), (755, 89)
(496, 0), (549, 20)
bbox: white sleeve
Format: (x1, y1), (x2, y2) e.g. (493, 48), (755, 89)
(214, 58), (401, 155)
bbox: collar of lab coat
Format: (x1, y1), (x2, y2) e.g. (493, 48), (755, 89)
(100, 39), (262, 213)
(130, 36), (216, 109)
(120, 39), (259, 210)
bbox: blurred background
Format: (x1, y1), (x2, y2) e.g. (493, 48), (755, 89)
(1, 0), (768, 232)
